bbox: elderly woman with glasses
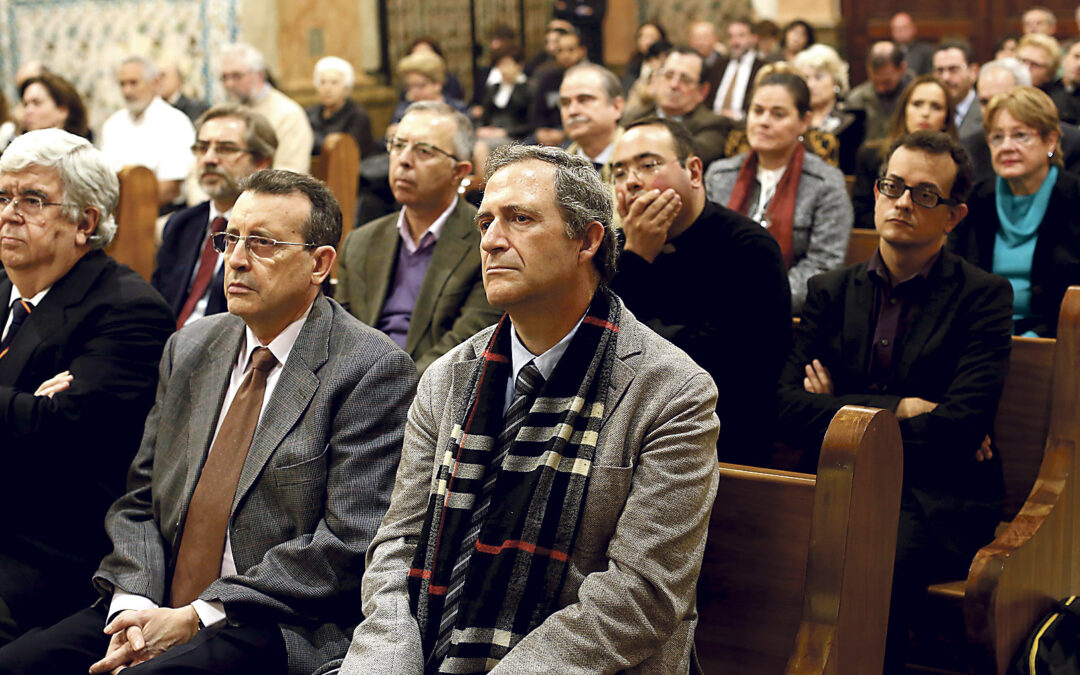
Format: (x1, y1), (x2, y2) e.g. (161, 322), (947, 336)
(949, 86), (1080, 337)
(306, 56), (375, 158)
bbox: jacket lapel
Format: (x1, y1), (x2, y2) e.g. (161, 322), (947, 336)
(842, 265), (874, 377)
(231, 295), (329, 512)
(406, 201), (474, 356)
(361, 216), (400, 326)
(601, 305), (640, 431)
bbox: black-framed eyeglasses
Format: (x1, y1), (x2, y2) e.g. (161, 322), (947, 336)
(0, 195), (67, 217)
(211, 232), (316, 258)
(875, 177), (959, 209)
(191, 141), (253, 159)
(386, 138), (459, 162)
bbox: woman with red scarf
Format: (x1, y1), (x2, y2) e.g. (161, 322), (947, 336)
(705, 70), (852, 313)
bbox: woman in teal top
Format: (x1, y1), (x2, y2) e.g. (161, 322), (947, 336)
(949, 86), (1080, 337)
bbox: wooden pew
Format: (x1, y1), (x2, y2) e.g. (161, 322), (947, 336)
(697, 406), (903, 674)
(107, 165), (158, 282)
(844, 228), (880, 266)
(919, 286), (1080, 674)
(310, 132), (360, 250)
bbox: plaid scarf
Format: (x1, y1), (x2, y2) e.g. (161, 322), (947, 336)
(407, 288), (621, 674)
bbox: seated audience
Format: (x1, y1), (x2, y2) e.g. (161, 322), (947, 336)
(20, 73), (89, 139)
(890, 12), (934, 75)
(337, 144), (720, 674)
(625, 21), (669, 93)
(0, 169), (417, 675)
(155, 59), (209, 123)
(622, 47), (734, 167)
(0, 129), (173, 645)
(306, 56), (376, 157)
(950, 86), (1080, 338)
(708, 16), (767, 119)
(847, 41), (911, 142)
(1051, 38), (1080, 124)
(776, 130), (1011, 673)
(754, 19), (782, 60)
(781, 19), (815, 63)
(1022, 5), (1058, 36)
(476, 45), (534, 142)
(524, 20), (572, 76)
(853, 75), (957, 228)
(794, 44), (866, 173)
(1017, 33), (1062, 97)
(705, 70), (852, 312)
(403, 37), (467, 103)
(388, 50), (469, 139)
(622, 39), (670, 113)
(219, 42), (314, 173)
(336, 102), (501, 374)
(153, 105), (276, 328)
(99, 55), (196, 211)
(611, 118), (790, 464)
(560, 63), (624, 178)
(468, 24), (518, 113)
(933, 39), (982, 137)
(530, 29), (588, 146)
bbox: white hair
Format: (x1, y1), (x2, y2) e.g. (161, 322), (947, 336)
(119, 55), (158, 81)
(0, 129), (119, 248)
(220, 43), (266, 74)
(980, 57), (1033, 88)
(793, 44), (850, 94)
(314, 56), (355, 90)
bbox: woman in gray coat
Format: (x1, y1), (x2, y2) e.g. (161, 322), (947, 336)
(706, 69), (852, 313)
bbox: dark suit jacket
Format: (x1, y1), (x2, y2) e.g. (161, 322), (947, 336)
(703, 54), (768, 112)
(949, 170), (1080, 337)
(152, 201), (227, 320)
(95, 295), (417, 675)
(776, 250), (1013, 500)
(479, 80), (535, 139)
(335, 199), (502, 373)
(0, 251), (173, 574)
(170, 93), (210, 124)
(611, 201), (791, 465)
(530, 63), (566, 130)
(621, 103), (734, 167)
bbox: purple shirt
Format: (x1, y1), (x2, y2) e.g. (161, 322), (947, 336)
(866, 249), (941, 390)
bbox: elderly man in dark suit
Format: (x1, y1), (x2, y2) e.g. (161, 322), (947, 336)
(775, 131), (1013, 672)
(0, 129), (174, 646)
(335, 144), (719, 673)
(0, 170), (417, 674)
(153, 104), (277, 329)
(336, 102), (501, 374)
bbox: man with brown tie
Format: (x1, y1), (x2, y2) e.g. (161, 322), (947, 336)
(152, 104), (277, 328)
(0, 170), (417, 674)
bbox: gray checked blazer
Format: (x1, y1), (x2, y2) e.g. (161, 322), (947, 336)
(332, 303), (721, 674)
(704, 151), (853, 314)
(94, 294), (418, 674)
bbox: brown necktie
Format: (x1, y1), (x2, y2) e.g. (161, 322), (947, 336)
(169, 346), (278, 607)
(176, 216), (227, 329)
(718, 66), (737, 115)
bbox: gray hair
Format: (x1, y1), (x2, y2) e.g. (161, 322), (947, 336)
(563, 63), (623, 102)
(240, 169), (341, 249)
(0, 129), (118, 248)
(401, 101), (476, 161)
(119, 55), (158, 81)
(484, 144), (617, 285)
(195, 104), (279, 163)
(314, 56), (355, 90)
(220, 43), (266, 74)
(980, 57), (1032, 87)
(793, 43), (850, 94)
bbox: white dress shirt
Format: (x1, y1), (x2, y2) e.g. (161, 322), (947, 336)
(99, 96), (196, 183)
(714, 50), (756, 117)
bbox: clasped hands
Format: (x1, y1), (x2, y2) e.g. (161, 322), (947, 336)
(89, 606), (199, 674)
(802, 359), (993, 462)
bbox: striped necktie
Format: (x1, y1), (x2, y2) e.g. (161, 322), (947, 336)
(0, 299), (33, 358)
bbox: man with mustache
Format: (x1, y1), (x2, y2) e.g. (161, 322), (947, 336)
(99, 55), (196, 212)
(559, 63), (624, 181)
(336, 102), (501, 374)
(774, 131), (1013, 672)
(152, 105), (277, 329)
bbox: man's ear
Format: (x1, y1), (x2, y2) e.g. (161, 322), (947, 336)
(578, 220), (605, 265)
(944, 203), (968, 234)
(310, 245), (337, 285)
(74, 207), (101, 247)
(686, 156), (705, 188)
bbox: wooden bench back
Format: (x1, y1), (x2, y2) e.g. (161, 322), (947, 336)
(108, 165), (158, 282)
(310, 132), (360, 262)
(844, 229), (880, 266)
(697, 406), (903, 674)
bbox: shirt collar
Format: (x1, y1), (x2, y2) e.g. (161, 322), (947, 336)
(509, 310), (587, 383)
(867, 248), (941, 289)
(397, 196), (458, 254)
(239, 303), (312, 371)
(576, 139), (616, 165)
(8, 284), (50, 310)
(955, 89), (976, 121)
(208, 201), (233, 225)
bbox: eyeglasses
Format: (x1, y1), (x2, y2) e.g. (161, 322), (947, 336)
(0, 195), (66, 217)
(386, 138), (458, 162)
(875, 177), (958, 209)
(611, 157), (679, 184)
(211, 232), (316, 258)
(987, 130), (1040, 148)
(658, 69), (699, 88)
(192, 141), (253, 159)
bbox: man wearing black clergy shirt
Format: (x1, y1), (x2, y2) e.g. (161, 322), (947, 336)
(610, 118), (791, 464)
(152, 104), (276, 328)
(775, 131), (1012, 672)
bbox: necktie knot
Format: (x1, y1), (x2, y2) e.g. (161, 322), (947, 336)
(11, 299), (32, 322)
(250, 347), (278, 373)
(515, 362), (543, 399)
(210, 216), (227, 234)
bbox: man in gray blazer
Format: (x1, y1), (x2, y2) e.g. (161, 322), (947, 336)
(333, 145), (719, 674)
(0, 170), (417, 674)
(336, 101), (501, 374)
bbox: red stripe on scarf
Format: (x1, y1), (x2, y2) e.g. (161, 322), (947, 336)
(475, 538), (570, 561)
(725, 144), (805, 269)
(482, 350), (509, 363)
(583, 316), (620, 332)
